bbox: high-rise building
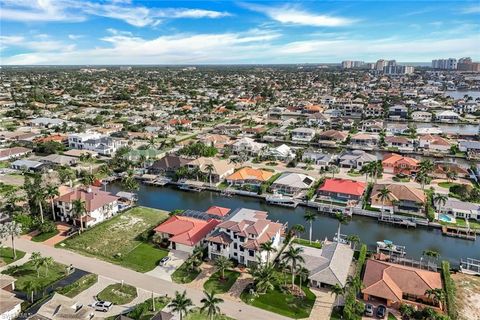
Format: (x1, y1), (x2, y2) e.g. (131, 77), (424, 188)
(432, 58), (457, 70)
(342, 60), (365, 69)
(375, 59), (386, 71)
(383, 65), (414, 75)
(457, 57), (480, 71)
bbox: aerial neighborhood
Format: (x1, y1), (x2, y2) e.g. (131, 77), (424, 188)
(0, 61), (479, 320)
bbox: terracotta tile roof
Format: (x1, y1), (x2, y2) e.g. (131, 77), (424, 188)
(371, 184), (426, 204)
(205, 206), (231, 217)
(206, 232), (233, 245)
(419, 134), (451, 146)
(227, 167), (273, 182)
(318, 178), (366, 197)
(362, 259), (442, 303)
(382, 153), (419, 166)
(154, 215), (220, 246)
(54, 186), (119, 213)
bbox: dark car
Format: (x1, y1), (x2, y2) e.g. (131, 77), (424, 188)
(376, 305), (387, 318)
(65, 227), (78, 237)
(364, 303), (374, 317)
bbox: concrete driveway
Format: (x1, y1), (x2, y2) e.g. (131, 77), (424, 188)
(145, 250), (189, 281)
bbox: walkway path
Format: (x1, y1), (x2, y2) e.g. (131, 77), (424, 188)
(0, 252), (30, 272)
(219, 272), (253, 303)
(43, 223), (71, 246)
(2, 238), (289, 320)
(305, 288), (335, 320)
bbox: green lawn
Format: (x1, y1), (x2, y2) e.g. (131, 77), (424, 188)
(97, 283), (138, 305)
(292, 238), (322, 249)
(437, 182), (459, 189)
(171, 262), (201, 284)
(203, 270), (241, 294)
(0, 247), (26, 265)
(0, 182), (17, 194)
(2, 260), (66, 292)
(31, 230), (59, 242)
(388, 312), (397, 320)
(185, 308), (235, 320)
(126, 297), (171, 320)
(60, 206), (169, 272)
(56, 273), (98, 298)
(241, 284), (316, 319)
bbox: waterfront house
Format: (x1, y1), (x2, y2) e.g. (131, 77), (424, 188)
(186, 157), (235, 184)
(295, 241), (354, 288)
(361, 119), (383, 133)
(68, 132), (127, 156)
(317, 178), (366, 202)
(153, 210), (221, 254)
(53, 186), (119, 228)
(370, 184), (426, 216)
(437, 198), (480, 221)
(382, 153), (419, 175)
(0, 275), (22, 320)
(307, 113), (330, 127)
(267, 144), (295, 162)
(362, 259), (443, 311)
(350, 133), (378, 148)
(149, 155), (190, 175)
(418, 134), (451, 153)
(231, 137), (266, 156)
(206, 208), (284, 267)
(226, 167), (273, 188)
(270, 172), (315, 196)
(291, 127), (316, 142)
(302, 150), (336, 169)
(39, 154), (78, 167)
(338, 150), (377, 170)
(384, 136), (414, 151)
(458, 140), (480, 156)
(435, 110), (460, 122)
(388, 105), (408, 120)
(411, 111), (433, 122)
(386, 123), (409, 135)
(317, 130), (348, 144)
(432, 163), (469, 179)
(0, 147), (32, 161)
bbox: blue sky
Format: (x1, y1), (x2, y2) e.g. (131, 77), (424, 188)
(1, 0), (479, 65)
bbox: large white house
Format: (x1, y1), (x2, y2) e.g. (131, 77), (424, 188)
(53, 186), (120, 228)
(231, 137), (266, 156)
(291, 128), (316, 142)
(206, 208), (284, 267)
(68, 132), (127, 156)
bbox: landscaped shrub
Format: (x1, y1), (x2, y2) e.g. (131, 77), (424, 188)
(441, 261), (457, 320)
(13, 214), (38, 233)
(356, 244), (367, 278)
(39, 220), (57, 234)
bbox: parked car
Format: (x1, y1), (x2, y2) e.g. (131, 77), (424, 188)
(65, 227), (78, 237)
(376, 305), (387, 319)
(365, 303), (374, 317)
(92, 301), (112, 312)
(159, 256), (171, 266)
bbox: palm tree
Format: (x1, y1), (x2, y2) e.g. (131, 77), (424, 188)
(303, 211), (316, 244)
(281, 245), (305, 286)
(205, 164), (215, 186)
(378, 186), (392, 218)
(259, 240), (276, 265)
(122, 170), (139, 192)
(71, 199), (86, 232)
(23, 279), (42, 303)
(370, 161), (383, 183)
(334, 213), (348, 243)
(0, 221), (22, 259)
(290, 224), (305, 237)
(250, 263), (277, 294)
(200, 291), (224, 320)
(415, 171), (431, 190)
(45, 184), (59, 221)
(40, 256), (54, 276)
(433, 193), (448, 211)
(329, 165), (339, 178)
(346, 275), (363, 292)
(346, 234), (360, 251)
(30, 252), (43, 278)
(168, 290), (193, 320)
(399, 304), (415, 319)
(214, 256), (233, 280)
(330, 283), (345, 309)
(425, 288), (445, 307)
(33, 187), (46, 224)
(419, 159), (434, 174)
(296, 266), (309, 290)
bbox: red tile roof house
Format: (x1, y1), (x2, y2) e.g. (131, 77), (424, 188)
(153, 209), (223, 254)
(317, 178), (366, 203)
(362, 259), (444, 312)
(206, 208), (285, 267)
(382, 153), (419, 175)
(53, 186), (119, 229)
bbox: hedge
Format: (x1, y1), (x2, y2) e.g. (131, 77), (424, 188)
(441, 261), (457, 320)
(356, 244), (367, 278)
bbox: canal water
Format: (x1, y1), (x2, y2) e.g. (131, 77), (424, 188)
(108, 183), (480, 265)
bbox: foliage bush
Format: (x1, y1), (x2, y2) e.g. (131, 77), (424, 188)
(356, 244), (367, 278)
(441, 261), (457, 320)
(13, 214), (38, 233)
(39, 220), (57, 234)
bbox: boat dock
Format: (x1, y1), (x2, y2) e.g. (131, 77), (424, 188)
(460, 258), (480, 275)
(378, 215), (417, 228)
(442, 226), (477, 241)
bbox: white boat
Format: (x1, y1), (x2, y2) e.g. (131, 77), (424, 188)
(376, 240), (406, 256)
(266, 192), (298, 208)
(333, 233), (349, 245)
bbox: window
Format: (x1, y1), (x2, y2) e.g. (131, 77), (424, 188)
(233, 243), (237, 249)
(240, 246), (244, 252)
(249, 250), (254, 257)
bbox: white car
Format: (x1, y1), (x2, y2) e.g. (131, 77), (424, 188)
(92, 301), (113, 312)
(159, 256), (171, 266)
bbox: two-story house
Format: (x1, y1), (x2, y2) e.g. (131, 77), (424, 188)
(291, 128), (316, 142)
(370, 184), (426, 216)
(206, 208), (284, 267)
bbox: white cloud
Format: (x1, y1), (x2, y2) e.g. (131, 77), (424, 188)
(243, 3), (355, 27)
(0, 0), (231, 27)
(461, 5), (480, 14)
(68, 34), (84, 40)
(2, 29), (479, 65)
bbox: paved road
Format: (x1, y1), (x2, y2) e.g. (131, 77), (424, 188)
(3, 238), (289, 320)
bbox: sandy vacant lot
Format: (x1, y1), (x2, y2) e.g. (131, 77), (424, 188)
(452, 273), (480, 320)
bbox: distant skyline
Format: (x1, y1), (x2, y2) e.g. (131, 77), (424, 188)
(1, 0), (479, 65)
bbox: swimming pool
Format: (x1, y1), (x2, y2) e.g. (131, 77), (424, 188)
(439, 213), (455, 223)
